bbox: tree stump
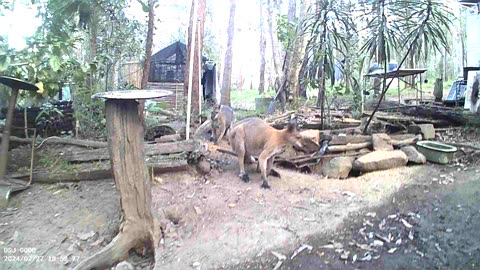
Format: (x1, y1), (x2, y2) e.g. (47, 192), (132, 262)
(74, 90), (171, 270)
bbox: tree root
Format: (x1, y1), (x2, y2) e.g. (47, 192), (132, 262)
(73, 226), (154, 270)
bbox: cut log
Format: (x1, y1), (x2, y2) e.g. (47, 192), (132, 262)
(327, 142), (372, 153)
(62, 140), (205, 162)
(0, 134), (108, 148)
(395, 105), (478, 126)
(330, 135), (371, 145)
(37, 137), (108, 148)
(8, 163), (112, 183)
(154, 134), (182, 143)
(391, 134), (422, 147)
(193, 119), (212, 139)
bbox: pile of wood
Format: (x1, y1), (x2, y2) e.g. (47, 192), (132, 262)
(276, 133), (422, 171)
(266, 109), (361, 130)
(379, 104), (479, 126)
(273, 107), (450, 178)
(0, 101), (75, 137)
(6, 138), (206, 183)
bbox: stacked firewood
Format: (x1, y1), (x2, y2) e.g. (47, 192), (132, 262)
(0, 101), (75, 137)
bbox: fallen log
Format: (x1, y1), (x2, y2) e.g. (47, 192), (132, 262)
(61, 140), (205, 162)
(327, 142), (372, 153)
(193, 119), (212, 139)
(154, 134), (182, 143)
(301, 132), (418, 146)
(391, 134), (422, 147)
(396, 105), (476, 126)
(8, 162), (112, 183)
(445, 142), (480, 151)
(0, 134), (108, 148)
(9, 155), (190, 183)
(37, 137), (108, 148)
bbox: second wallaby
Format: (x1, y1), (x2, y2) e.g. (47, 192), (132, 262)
(211, 104), (235, 144)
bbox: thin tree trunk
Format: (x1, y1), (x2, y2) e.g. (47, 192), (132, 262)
(443, 47), (448, 81)
(286, 0), (307, 101)
(267, 0), (282, 89)
(141, 0), (155, 90)
(139, 0), (155, 128)
(88, 11), (97, 91)
(221, 0), (236, 106)
(185, 0), (206, 117)
(258, 0), (266, 94)
(298, 50), (309, 98)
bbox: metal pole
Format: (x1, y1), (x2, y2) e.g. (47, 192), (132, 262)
(0, 88), (19, 179)
(420, 74), (423, 102)
(186, 0), (198, 140)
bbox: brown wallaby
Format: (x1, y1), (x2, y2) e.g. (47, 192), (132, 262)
(229, 116), (303, 189)
(211, 105), (235, 144)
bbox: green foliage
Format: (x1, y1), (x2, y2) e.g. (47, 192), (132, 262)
(277, 14), (297, 49)
(73, 85), (106, 139)
(358, 0), (453, 63)
(0, 31), (81, 98)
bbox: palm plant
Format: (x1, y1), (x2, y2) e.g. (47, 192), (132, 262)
(358, 0), (453, 133)
(302, 0), (357, 128)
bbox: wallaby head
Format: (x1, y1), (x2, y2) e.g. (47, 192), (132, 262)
(211, 104), (221, 120)
(284, 115), (303, 148)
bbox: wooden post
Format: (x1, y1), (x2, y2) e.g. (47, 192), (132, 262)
(0, 88), (19, 179)
(397, 77), (401, 104)
(186, 0), (198, 140)
(74, 99), (158, 270)
(197, 27), (202, 114)
(420, 73), (423, 102)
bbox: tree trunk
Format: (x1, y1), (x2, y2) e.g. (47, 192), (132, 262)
(286, 0), (306, 101)
(185, 0), (207, 117)
(139, 0), (155, 128)
(87, 11), (97, 91)
(267, 0), (282, 90)
(258, 0), (266, 94)
(220, 0), (236, 106)
(443, 47), (448, 81)
(73, 99), (158, 270)
(298, 49), (309, 98)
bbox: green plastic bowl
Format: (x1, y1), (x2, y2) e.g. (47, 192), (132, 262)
(416, 141), (457, 164)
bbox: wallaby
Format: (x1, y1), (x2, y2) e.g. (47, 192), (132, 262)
(229, 116), (303, 189)
(211, 105), (235, 144)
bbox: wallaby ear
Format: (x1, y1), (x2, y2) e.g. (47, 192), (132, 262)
(287, 114), (297, 132)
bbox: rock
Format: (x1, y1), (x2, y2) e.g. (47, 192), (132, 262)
(353, 150), (408, 172)
(372, 133), (393, 151)
(300, 130), (320, 144)
(115, 261), (134, 270)
(196, 157), (211, 175)
(321, 157), (354, 179)
(77, 231), (96, 241)
(401, 146), (426, 164)
(408, 124), (435, 139)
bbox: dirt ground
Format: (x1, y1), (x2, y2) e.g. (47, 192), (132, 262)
(0, 138), (479, 270)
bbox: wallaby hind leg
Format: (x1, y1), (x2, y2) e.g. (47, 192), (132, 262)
(231, 129), (250, 183)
